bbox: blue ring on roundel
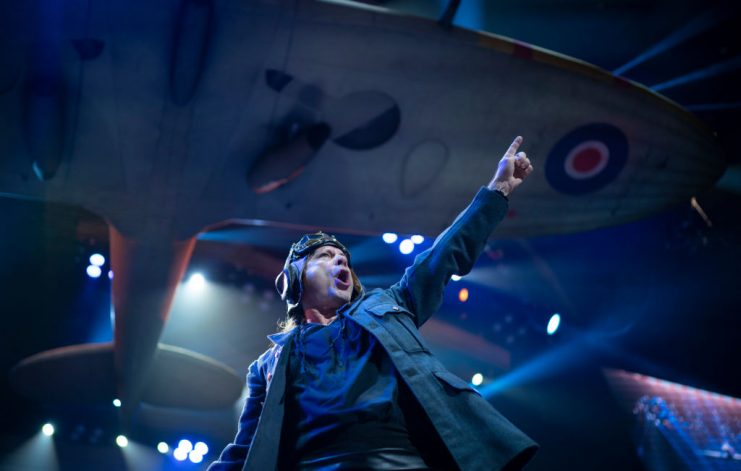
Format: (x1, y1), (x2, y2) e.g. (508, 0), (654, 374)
(545, 123), (628, 195)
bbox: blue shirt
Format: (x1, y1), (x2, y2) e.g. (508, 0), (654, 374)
(283, 314), (427, 468)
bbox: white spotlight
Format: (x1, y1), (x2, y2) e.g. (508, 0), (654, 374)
(157, 442), (169, 454)
(178, 439), (193, 453)
(188, 451), (204, 464)
(411, 235), (424, 244)
(382, 233), (398, 244)
(115, 435), (128, 448)
(42, 423), (55, 436)
(186, 273), (206, 293)
(86, 265), (102, 278)
(112, 398), (121, 407)
(89, 253), (105, 266)
(399, 239), (415, 255)
(471, 373), (484, 386)
(547, 313), (561, 335)
(450, 274), (462, 281)
(194, 441), (209, 455)
(173, 448), (188, 461)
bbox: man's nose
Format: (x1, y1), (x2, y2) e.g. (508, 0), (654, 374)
(334, 253), (348, 267)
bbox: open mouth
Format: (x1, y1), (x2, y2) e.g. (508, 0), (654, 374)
(334, 269), (351, 290)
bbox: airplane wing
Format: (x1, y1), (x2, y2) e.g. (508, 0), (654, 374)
(0, 0), (725, 239)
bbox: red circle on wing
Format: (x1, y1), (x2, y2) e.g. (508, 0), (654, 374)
(572, 147), (603, 173)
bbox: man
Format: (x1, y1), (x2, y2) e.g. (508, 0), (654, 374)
(210, 136), (537, 470)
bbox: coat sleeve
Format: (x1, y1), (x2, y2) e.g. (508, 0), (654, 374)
(389, 187), (508, 327)
(207, 356), (267, 470)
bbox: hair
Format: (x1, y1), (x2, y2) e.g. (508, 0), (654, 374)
(278, 284), (305, 332)
(278, 310), (302, 333)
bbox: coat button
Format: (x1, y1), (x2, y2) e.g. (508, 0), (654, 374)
(267, 372), (273, 382)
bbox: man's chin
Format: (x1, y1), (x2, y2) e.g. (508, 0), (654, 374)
(331, 290), (352, 305)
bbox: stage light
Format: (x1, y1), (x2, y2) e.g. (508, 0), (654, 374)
(178, 439), (193, 453)
(116, 435), (128, 448)
(547, 313), (561, 335)
(157, 442), (169, 454)
(194, 441), (209, 455)
(471, 373), (484, 386)
(411, 235), (424, 244)
(42, 423), (54, 436)
(86, 265), (102, 278)
(188, 451), (204, 464)
(108, 270), (114, 280)
(451, 274), (461, 281)
(89, 253), (105, 266)
(173, 448), (188, 461)
(112, 398), (121, 408)
(382, 233), (398, 244)
(399, 239), (414, 255)
(458, 288), (469, 303)
(186, 273), (206, 293)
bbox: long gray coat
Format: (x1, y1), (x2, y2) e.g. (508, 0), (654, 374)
(209, 188), (538, 471)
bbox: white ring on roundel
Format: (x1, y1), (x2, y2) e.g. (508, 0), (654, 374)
(564, 141), (610, 180)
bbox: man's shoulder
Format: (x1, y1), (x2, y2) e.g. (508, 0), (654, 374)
(250, 347), (274, 369)
(354, 287), (396, 305)
(349, 287), (410, 314)
(254, 339), (285, 365)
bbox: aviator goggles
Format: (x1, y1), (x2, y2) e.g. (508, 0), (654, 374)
(286, 232), (351, 264)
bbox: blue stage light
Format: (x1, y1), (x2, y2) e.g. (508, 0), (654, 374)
(399, 239), (414, 255)
(157, 442), (169, 454)
(178, 439), (193, 453)
(173, 448), (188, 461)
(471, 373), (484, 386)
(547, 314), (561, 335)
(186, 274), (206, 293)
(89, 253), (105, 266)
(116, 435), (128, 448)
(86, 265), (102, 278)
(382, 233), (398, 244)
(188, 451), (204, 463)
(194, 441), (209, 455)
(411, 235), (424, 244)
(112, 398), (121, 408)
(42, 423), (54, 436)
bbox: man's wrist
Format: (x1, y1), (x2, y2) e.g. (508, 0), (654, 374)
(488, 181), (511, 197)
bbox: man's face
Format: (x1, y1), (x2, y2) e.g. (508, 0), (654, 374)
(301, 244), (354, 311)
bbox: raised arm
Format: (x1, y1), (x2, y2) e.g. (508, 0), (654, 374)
(390, 136), (533, 326)
(207, 357), (267, 471)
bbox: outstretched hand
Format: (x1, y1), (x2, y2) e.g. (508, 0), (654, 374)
(487, 136), (533, 196)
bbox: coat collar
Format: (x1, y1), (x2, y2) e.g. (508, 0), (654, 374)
(267, 328), (296, 346)
(268, 295), (369, 346)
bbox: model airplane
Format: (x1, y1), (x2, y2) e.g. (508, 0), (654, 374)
(1, 0), (725, 427)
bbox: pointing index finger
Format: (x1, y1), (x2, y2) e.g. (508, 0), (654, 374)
(506, 136), (523, 157)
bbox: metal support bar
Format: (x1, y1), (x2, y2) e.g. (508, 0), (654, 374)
(438, 0), (461, 30)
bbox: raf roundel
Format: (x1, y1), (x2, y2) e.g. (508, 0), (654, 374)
(545, 123), (628, 195)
